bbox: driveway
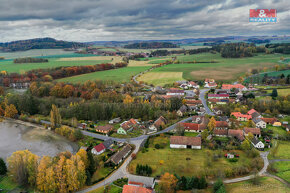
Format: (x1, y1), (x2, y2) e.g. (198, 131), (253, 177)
(199, 89), (215, 116)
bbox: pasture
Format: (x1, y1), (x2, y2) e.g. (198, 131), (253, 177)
(137, 53), (289, 85)
(269, 140), (290, 160)
(272, 161), (290, 183)
(58, 66), (151, 83)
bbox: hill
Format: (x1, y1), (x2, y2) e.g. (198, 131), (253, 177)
(0, 38), (87, 52)
(123, 42), (179, 49)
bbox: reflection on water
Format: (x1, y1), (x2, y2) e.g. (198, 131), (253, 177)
(0, 120), (78, 161)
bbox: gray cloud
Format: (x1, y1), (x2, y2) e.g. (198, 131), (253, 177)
(0, 0), (289, 42)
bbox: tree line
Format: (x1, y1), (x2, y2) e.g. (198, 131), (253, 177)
(13, 57), (48, 63)
(124, 42), (179, 49)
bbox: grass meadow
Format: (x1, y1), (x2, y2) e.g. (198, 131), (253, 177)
(269, 140), (290, 160)
(272, 161), (290, 183)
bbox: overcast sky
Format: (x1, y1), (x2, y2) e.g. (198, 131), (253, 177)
(0, 0), (289, 42)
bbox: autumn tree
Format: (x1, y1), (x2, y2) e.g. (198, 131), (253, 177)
(159, 172), (178, 193)
(50, 104), (61, 128)
(208, 117), (216, 131)
(76, 149), (89, 169)
(4, 104), (18, 118)
(37, 156), (52, 192)
(241, 140), (251, 150)
(246, 120), (255, 128)
(247, 132), (254, 141)
(123, 94), (134, 104)
(71, 117), (78, 128)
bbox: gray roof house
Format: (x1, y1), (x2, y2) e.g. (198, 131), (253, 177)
(103, 139), (114, 149)
(128, 175), (156, 188)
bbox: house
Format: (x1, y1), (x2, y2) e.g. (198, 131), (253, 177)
(188, 81), (199, 89)
(128, 176), (155, 189)
(261, 118), (278, 125)
(251, 137), (264, 150)
(122, 185), (154, 193)
(222, 84), (247, 91)
(91, 143), (106, 155)
(118, 119), (138, 135)
(230, 112), (252, 121)
(208, 94), (229, 99)
(219, 116), (230, 123)
(213, 108), (223, 115)
(180, 122), (206, 133)
(247, 109), (261, 118)
(204, 82), (217, 88)
(103, 139), (114, 149)
(215, 121), (229, 130)
(273, 121), (282, 127)
(213, 129), (228, 137)
(170, 136), (201, 149)
(109, 117), (121, 124)
(192, 116), (209, 125)
(166, 89), (185, 96)
(243, 127), (261, 138)
(253, 118), (266, 129)
(177, 105), (188, 117)
(149, 116), (167, 132)
(110, 144), (132, 165)
(228, 129), (245, 141)
(180, 83), (189, 90)
(95, 125), (114, 134)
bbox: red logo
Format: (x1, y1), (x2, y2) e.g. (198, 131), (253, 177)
(249, 9), (276, 18)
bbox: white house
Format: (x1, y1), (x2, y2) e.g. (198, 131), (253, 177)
(251, 138), (265, 150)
(253, 118), (267, 129)
(170, 136), (201, 149)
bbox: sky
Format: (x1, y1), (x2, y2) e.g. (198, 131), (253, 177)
(0, 0), (289, 42)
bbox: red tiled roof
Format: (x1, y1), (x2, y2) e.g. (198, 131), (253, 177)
(244, 127), (261, 135)
(188, 81), (198, 86)
(215, 121), (229, 128)
(205, 78), (215, 83)
(231, 112), (242, 117)
(122, 185), (153, 193)
(261, 118), (278, 124)
(186, 99), (202, 104)
(222, 84), (245, 90)
(96, 125), (113, 132)
(170, 136), (201, 146)
(213, 129), (228, 135)
(247, 109), (258, 115)
(238, 114), (252, 119)
(93, 143), (106, 152)
(208, 83), (217, 87)
(228, 129), (244, 141)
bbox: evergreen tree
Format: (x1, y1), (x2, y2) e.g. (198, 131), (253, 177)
(271, 88), (278, 98)
(0, 158), (7, 175)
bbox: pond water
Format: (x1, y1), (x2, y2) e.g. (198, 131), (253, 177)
(0, 120), (78, 161)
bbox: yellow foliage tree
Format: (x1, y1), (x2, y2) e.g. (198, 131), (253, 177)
(4, 104), (18, 118)
(50, 104), (61, 128)
(159, 172), (178, 193)
(207, 117), (216, 131)
(37, 156), (52, 192)
(123, 94), (134, 104)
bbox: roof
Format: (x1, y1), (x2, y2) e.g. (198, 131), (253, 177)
(185, 99), (202, 104)
(215, 121), (229, 128)
(178, 105), (188, 113)
(170, 136), (201, 146)
(121, 119), (137, 130)
(192, 116), (208, 124)
(154, 116), (167, 128)
(122, 185), (153, 193)
(111, 144), (132, 164)
(222, 84), (246, 90)
(180, 122), (205, 131)
(128, 175), (155, 188)
(93, 143), (106, 153)
(103, 139), (114, 149)
(208, 94), (229, 98)
(251, 112), (261, 119)
(261, 118), (278, 124)
(213, 129), (228, 135)
(168, 89), (184, 93)
(228, 129), (245, 141)
(188, 81), (198, 86)
(244, 127), (261, 135)
(205, 78), (215, 83)
(231, 112), (242, 117)
(208, 82), (217, 87)
(251, 137), (262, 146)
(96, 125), (113, 132)
(253, 118), (264, 124)
(247, 109), (258, 115)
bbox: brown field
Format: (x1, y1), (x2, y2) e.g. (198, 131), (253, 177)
(128, 58), (170, 67)
(58, 56), (123, 64)
(190, 63), (275, 80)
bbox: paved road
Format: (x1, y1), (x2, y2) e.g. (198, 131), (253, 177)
(269, 159), (290, 163)
(199, 89), (215, 116)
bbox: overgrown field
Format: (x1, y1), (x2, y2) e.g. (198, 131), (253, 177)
(272, 161), (290, 183)
(269, 140), (290, 160)
(137, 53), (289, 86)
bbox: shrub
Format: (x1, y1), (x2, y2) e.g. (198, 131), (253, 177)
(155, 144), (160, 149)
(228, 158), (238, 162)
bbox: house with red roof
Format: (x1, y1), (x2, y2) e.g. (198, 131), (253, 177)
(213, 129), (228, 137)
(261, 118), (278, 125)
(91, 143), (106, 155)
(170, 136), (201, 149)
(222, 84), (247, 91)
(228, 129), (245, 141)
(180, 122), (206, 133)
(118, 118), (139, 135)
(122, 185), (153, 193)
(230, 112), (252, 121)
(215, 121), (229, 129)
(243, 127), (261, 138)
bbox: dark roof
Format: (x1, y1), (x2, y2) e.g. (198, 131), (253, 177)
(251, 112), (261, 119)
(178, 105), (188, 113)
(103, 139), (114, 149)
(251, 137), (262, 145)
(170, 136), (201, 146)
(111, 144), (132, 164)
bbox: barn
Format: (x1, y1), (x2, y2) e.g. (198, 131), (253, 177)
(170, 136), (201, 149)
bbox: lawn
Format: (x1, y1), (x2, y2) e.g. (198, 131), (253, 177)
(0, 58), (110, 73)
(137, 53), (289, 85)
(184, 132), (200, 137)
(269, 140), (290, 160)
(129, 135), (258, 178)
(225, 177), (289, 193)
(266, 88), (290, 97)
(87, 185), (122, 193)
(0, 176), (18, 192)
(110, 128), (144, 138)
(58, 66), (151, 83)
(265, 125), (287, 136)
(272, 161), (290, 183)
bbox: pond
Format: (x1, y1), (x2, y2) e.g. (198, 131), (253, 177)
(0, 120), (78, 161)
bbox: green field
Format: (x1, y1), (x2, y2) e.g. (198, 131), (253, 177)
(245, 69), (290, 83)
(0, 49), (75, 59)
(58, 66), (150, 83)
(266, 88), (290, 96)
(137, 53), (289, 85)
(272, 161), (290, 183)
(129, 135), (260, 178)
(0, 58), (110, 73)
(265, 125), (288, 136)
(269, 140), (290, 160)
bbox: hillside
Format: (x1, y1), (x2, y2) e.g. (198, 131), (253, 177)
(124, 42), (179, 49)
(0, 38), (87, 52)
